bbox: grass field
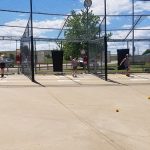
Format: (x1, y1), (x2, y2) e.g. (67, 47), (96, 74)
(34, 62), (150, 75)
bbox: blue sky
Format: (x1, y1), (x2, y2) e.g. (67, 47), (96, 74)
(0, 0), (82, 25)
(0, 0), (150, 54)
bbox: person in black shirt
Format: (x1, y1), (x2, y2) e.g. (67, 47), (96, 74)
(120, 54), (130, 77)
(0, 55), (6, 78)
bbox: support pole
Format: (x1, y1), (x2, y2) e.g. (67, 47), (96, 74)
(34, 40), (37, 73)
(104, 0), (108, 81)
(86, 7), (89, 73)
(84, 0), (92, 73)
(16, 40), (20, 74)
(30, 0), (35, 82)
(132, 0), (135, 63)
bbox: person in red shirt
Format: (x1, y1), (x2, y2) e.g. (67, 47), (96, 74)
(83, 55), (88, 73)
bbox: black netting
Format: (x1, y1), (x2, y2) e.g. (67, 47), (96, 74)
(88, 39), (105, 76)
(20, 16), (33, 79)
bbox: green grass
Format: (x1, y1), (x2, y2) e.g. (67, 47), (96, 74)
(34, 62), (150, 75)
(107, 63), (150, 73)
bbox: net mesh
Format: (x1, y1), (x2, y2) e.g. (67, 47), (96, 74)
(20, 15), (33, 79)
(87, 15), (106, 76)
(88, 39), (105, 76)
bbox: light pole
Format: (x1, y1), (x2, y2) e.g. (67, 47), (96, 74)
(84, 0), (92, 73)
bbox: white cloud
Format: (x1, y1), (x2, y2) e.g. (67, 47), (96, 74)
(87, 0), (150, 54)
(0, 18), (65, 37)
(108, 25), (150, 54)
(134, 1), (150, 13)
(1, 0), (150, 53)
(0, 18), (65, 51)
(0, 19), (27, 36)
(33, 19), (64, 37)
(134, 26), (150, 38)
(0, 41), (17, 51)
(89, 0), (131, 15)
(89, 0), (150, 15)
(36, 42), (59, 51)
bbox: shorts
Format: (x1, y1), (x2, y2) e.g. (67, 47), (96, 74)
(125, 65), (129, 70)
(0, 62), (5, 69)
(73, 66), (77, 70)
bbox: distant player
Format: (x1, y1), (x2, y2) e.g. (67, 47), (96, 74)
(83, 55), (88, 73)
(120, 54), (130, 77)
(0, 54), (6, 78)
(71, 57), (78, 77)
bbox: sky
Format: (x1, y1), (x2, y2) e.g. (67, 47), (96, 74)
(0, 0), (150, 54)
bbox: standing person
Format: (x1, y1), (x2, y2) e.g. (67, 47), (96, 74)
(71, 57), (78, 77)
(0, 54), (6, 78)
(120, 54), (130, 76)
(83, 55), (88, 73)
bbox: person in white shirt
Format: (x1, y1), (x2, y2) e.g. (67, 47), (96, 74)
(71, 57), (78, 77)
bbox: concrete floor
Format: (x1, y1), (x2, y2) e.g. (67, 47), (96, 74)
(0, 73), (150, 150)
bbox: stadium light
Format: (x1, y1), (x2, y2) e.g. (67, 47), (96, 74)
(84, 0), (92, 8)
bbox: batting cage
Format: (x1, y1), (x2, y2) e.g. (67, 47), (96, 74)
(19, 12), (107, 82)
(88, 39), (105, 76)
(1, 0), (150, 84)
(32, 39), (106, 78)
(20, 15), (35, 80)
(18, 0), (111, 83)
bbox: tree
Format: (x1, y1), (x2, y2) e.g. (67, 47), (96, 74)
(9, 53), (15, 60)
(63, 10), (100, 60)
(142, 49), (150, 55)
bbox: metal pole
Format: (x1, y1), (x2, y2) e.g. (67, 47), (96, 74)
(86, 7), (89, 73)
(30, 0), (35, 82)
(104, 0), (108, 81)
(34, 40), (37, 73)
(16, 40), (18, 49)
(127, 41), (129, 49)
(61, 41), (63, 50)
(99, 24), (101, 38)
(132, 0), (135, 63)
(16, 40), (20, 74)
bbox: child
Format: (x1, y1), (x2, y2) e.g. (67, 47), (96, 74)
(71, 57), (78, 77)
(83, 55), (88, 73)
